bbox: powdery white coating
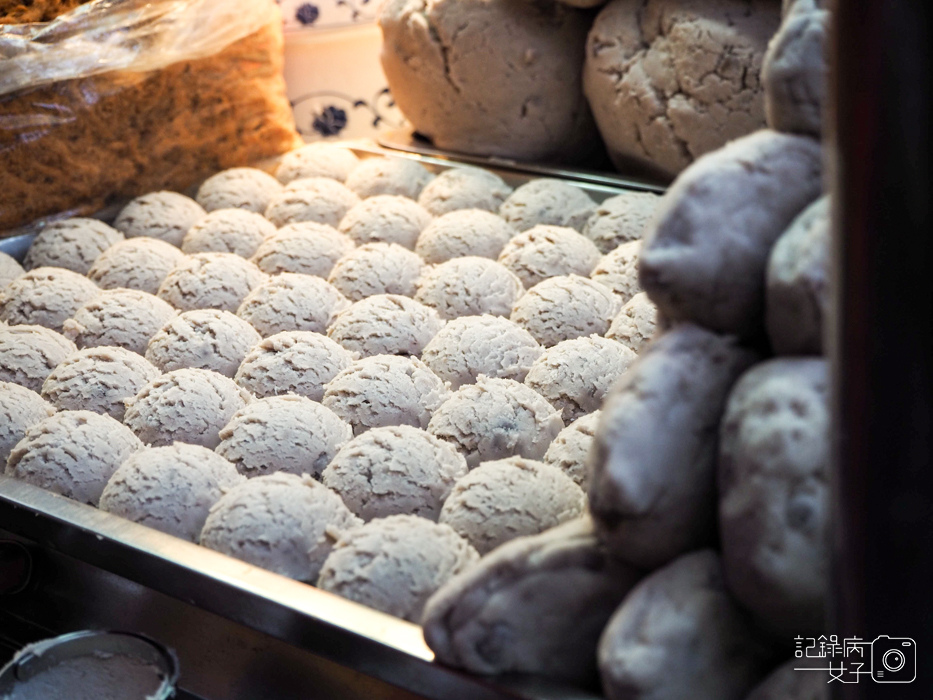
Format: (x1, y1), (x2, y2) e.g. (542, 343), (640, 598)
(235, 331), (353, 402)
(266, 178), (362, 228)
(0, 267), (99, 332)
(745, 658), (829, 700)
(113, 190), (207, 247)
(584, 0), (780, 179)
(414, 257), (525, 320)
(23, 218), (123, 274)
(196, 167), (285, 213)
(344, 157), (435, 199)
(251, 222), (355, 277)
(422, 516), (643, 684)
(525, 336), (636, 424)
(145, 309), (261, 377)
(41, 346), (160, 421)
(0, 325), (77, 392)
(123, 368), (251, 449)
(606, 291), (658, 353)
(181, 208), (277, 258)
(719, 358), (829, 638)
(439, 456), (585, 554)
(339, 195), (434, 249)
(317, 514), (479, 621)
(216, 394), (353, 479)
(99, 443), (245, 542)
(498, 225), (601, 289)
(415, 209), (516, 263)
(5, 410), (142, 505)
(62, 288), (176, 356)
(511, 275), (622, 347)
(200, 472), (362, 582)
(543, 410), (601, 489)
(0, 251), (25, 288)
(0, 381), (55, 466)
(766, 195), (829, 355)
(157, 252), (267, 312)
(499, 179), (596, 233)
(421, 315), (543, 389)
(237, 272), (350, 336)
(328, 243), (425, 301)
(323, 355), (451, 435)
(589, 324), (759, 569)
(427, 376), (564, 468)
(591, 240), (642, 303)
(275, 143), (361, 184)
(322, 425), (469, 522)
(87, 237), (186, 295)
(638, 129), (823, 338)
(0, 652), (164, 700)
(583, 191), (662, 254)
(762, 0), (830, 136)
(327, 294), (444, 356)
(417, 168), (513, 216)
(380, 0), (598, 163)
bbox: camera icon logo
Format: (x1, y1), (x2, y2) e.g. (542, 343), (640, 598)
(871, 636), (916, 683)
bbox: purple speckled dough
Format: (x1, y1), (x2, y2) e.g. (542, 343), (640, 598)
(499, 179), (596, 233)
(0, 381), (56, 466)
(99, 443), (245, 542)
(181, 208), (277, 258)
(498, 225), (601, 289)
(5, 410), (142, 505)
(583, 191), (662, 254)
(88, 237), (186, 295)
(145, 309), (261, 377)
(344, 157), (435, 199)
(327, 294), (444, 357)
(62, 288), (176, 356)
(113, 190), (206, 247)
(417, 168), (513, 217)
(0, 324), (77, 392)
(339, 195), (434, 249)
(266, 178), (362, 228)
(415, 209), (516, 264)
(196, 167), (284, 213)
(0, 267), (99, 332)
(237, 272), (350, 336)
(275, 143), (360, 184)
(157, 252), (267, 312)
(415, 257), (524, 320)
(251, 222), (355, 278)
(23, 218), (123, 274)
(200, 472), (362, 582)
(328, 243), (425, 301)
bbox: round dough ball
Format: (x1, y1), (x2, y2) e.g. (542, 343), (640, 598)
(6, 410), (142, 505)
(145, 309), (261, 377)
(339, 195), (433, 249)
(99, 443), (245, 542)
(498, 225), (601, 289)
(317, 514), (479, 621)
(327, 294), (444, 356)
(344, 157), (435, 199)
(328, 243), (425, 301)
(237, 272), (350, 336)
(0, 325), (77, 392)
(157, 252), (267, 312)
(200, 473), (362, 582)
(322, 425), (468, 522)
(217, 394), (352, 479)
(251, 222), (355, 278)
(275, 143), (361, 184)
(62, 288), (176, 356)
(0, 252), (25, 288)
(196, 167), (284, 213)
(0, 267), (98, 332)
(417, 167), (513, 217)
(113, 191), (207, 247)
(591, 240), (642, 302)
(543, 410), (601, 489)
(88, 237), (186, 295)
(583, 191), (662, 254)
(439, 456), (585, 554)
(266, 178), (361, 228)
(235, 331), (353, 402)
(23, 218), (123, 274)
(427, 375), (564, 467)
(525, 336), (636, 423)
(41, 346), (160, 420)
(181, 208), (277, 258)
(511, 275), (622, 347)
(323, 354), (451, 435)
(415, 209), (516, 264)
(380, 0), (599, 162)
(499, 179), (596, 233)
(123, 367), (251, 448)
(414, 257), (524, 320)
(606, 291), (658, 353)
(584, 0), (780, 179)
(421, 315), (542, 389)
(0, 381), (56, 466)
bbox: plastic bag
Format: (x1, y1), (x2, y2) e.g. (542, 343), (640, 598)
(0, 0), (302, 233)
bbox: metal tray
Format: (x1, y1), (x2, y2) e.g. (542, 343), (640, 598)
(0, 145), (653, 699)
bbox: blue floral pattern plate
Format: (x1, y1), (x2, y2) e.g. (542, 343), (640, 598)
(279, 0), (384, 31)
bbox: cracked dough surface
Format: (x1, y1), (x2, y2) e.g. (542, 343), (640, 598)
(0, 252), (25, 288)
(113, 190), (206, 247)
(181, 208), (277, 258)
(584, 0), (780, 178)
(237, 273), (350, 336)
(275, 143), (361, 184)
(327, 294), (444, 356)
(344, 157), (435, 200)
(196, 167), (284, 214)
(0, 381), (56, 466)
(88, 237), (185, 295)
(0, 267), (99, 332)
(543, 410), (602, 489)
(499, 179), (596, 233)
(145, 309), (261, 377)
(417, 167), (512, 217)
(251, 222), (355, 278)
(415, 209), (515, 263)
(0, 324), (77, 392)
(328, 243), (425, 301)
(157, 252), (267, 313)
(415, 256), (524, 320)
(63, 288), (176, 356)
(498, 225), (601, 289)
(266, 177), (361, 228)
(606, 291), (658, 353)
(583, 190), (662, 254)
(591, 239), (642, 303)
(339, 195), (434, 249)
(23, 218), (123, 275)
